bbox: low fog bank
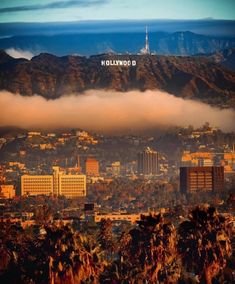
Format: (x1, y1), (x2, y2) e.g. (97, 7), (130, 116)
(5, 48), (35, 60)
(0, 90), (234, 133)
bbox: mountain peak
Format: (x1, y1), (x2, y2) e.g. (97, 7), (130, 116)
(31, 52), (59, 61)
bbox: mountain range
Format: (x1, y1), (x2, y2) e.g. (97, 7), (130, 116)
(0, 50), (235, 109)
(1, 31), (235, 57)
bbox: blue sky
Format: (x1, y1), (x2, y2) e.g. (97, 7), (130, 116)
(0, 0), (234, 23)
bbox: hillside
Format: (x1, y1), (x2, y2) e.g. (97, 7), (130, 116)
(205, 48), (235, 72)
(0, 51), (235, 108)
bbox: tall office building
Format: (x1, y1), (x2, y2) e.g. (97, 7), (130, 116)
(137, 147), (159, 176)
(59, 174), (86, 198)
(21, 167), (86, 198)
(21, 175), (53, 196)
(180, 166), (224, 193)
(86, 157), (99, 177)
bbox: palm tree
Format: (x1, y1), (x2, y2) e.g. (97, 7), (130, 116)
(46, 225), (105, 284)
(0, 221), (105, 284)
(0, 222), (25, 284)
(101, 213), (180, 283)
(178, 206), (232, 284)
(98, 219), (115, 260)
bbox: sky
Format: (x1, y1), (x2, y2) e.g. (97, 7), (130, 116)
(0, 0), (234, 23)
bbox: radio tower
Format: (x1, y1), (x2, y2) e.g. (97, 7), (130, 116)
(145, 26), (150, 54)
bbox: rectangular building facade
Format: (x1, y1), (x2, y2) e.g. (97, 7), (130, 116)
(180, 166), (224, 193)
(0, 185), (16, 198)
(21, 175), (53, 196)
(137, 147), (159, 176)
(86, 158), (99, 177)
(59, 175), (86, 198)
(21, 167), (86, 198)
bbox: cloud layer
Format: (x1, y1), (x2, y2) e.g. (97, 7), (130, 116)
(5, 48), (34, 60)
(0, 90), (234, 133)
(0, 0), (108, 13)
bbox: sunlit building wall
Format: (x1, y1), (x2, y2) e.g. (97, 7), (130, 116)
(21, 167), (86, 198)
(0, 185), (16, 198)
(21, 175), (53, 196)
(86, 158), (99, 176)
(180, 166), (224, 193)
(59, 174), (86, 198)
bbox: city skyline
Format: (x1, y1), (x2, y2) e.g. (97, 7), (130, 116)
(0, 0), (235, 23)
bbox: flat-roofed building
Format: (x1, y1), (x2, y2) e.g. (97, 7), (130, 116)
(94, 213), (142, 224)
(137, 147), (159, 176)
(181, 151), (214, 167)
(0, 185), (16, 198)
(21, 167), (86, 198)
(21, 175), (53, 196)
(223, 153), (235, 172)
(94, 211), (163, 224)
(59, 174), (86, 198)
(180, 166), (224, 193)
(86, 157), (99, 177)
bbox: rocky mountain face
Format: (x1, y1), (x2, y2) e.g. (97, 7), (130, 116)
(0, 51), (235, 108)
(205, 48), (235, 71)
(157, 32), (235, 55)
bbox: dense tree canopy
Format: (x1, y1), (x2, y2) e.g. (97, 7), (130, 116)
(0, 206), (234, 283)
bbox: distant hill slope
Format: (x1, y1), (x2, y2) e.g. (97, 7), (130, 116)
(0, 51), (235, 108)
(205, 48), (235, 72)
(157, 31), (235, 56)
(1, 31), (235, 56)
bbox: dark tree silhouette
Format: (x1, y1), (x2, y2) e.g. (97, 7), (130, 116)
(101, 213), (180, 283)
(98, 219), (115, 259)
(178, 206), (232, 284)
(0, 222), (105, 284)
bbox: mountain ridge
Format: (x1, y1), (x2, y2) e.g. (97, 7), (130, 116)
(1, 31), (235, 57)
(0, 51), (235, 109)
(205, 48), (235, 71)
